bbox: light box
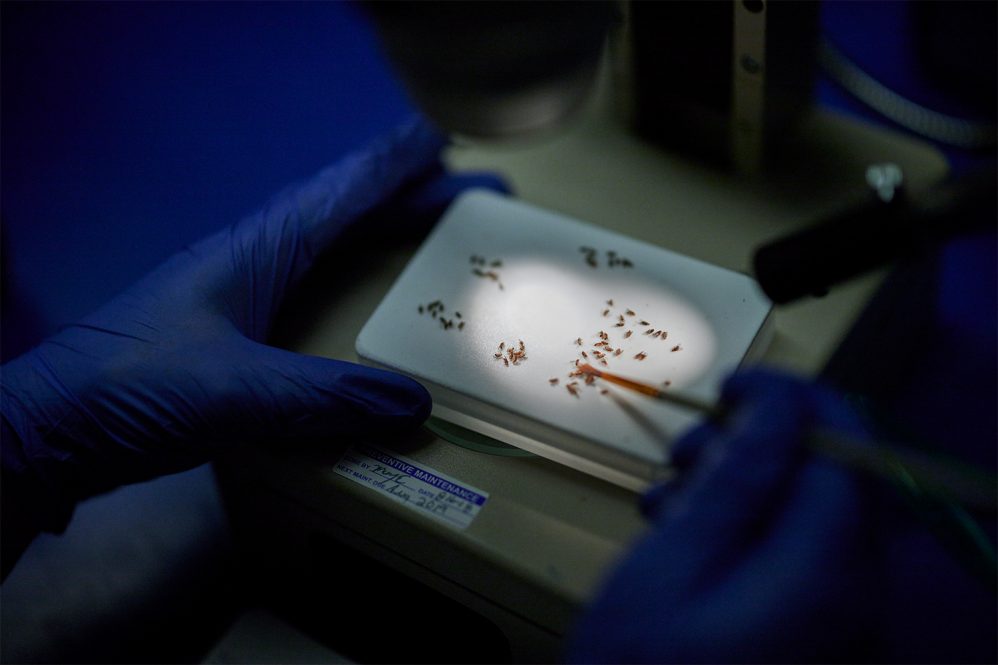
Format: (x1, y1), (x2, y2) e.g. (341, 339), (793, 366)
(357, 190), (772, 490)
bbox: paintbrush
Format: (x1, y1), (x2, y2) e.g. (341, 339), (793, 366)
(579, 362), (998, 587)
(577, 363), (996, 515)
(578, 363), (721, 417)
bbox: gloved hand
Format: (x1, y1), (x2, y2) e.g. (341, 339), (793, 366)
(567, 368), (879, 664)
(0, 117), (507, 564)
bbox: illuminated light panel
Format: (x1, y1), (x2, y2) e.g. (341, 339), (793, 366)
(357, 191), (770, 487)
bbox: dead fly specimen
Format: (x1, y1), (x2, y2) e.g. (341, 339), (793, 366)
(579, 247), (635, 269)
(423, 300), (444, 316)
(471, 255), (505, 290)
(472, 268), (505, 290)
(470, 255), (502, 268)
(494, 339), (528, 366)
(605, 250), (634, 268)
(418, 300), (464, 331)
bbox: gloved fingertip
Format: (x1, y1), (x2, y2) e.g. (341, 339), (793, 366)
(248, 346), (436, 443)
(408, 171), (510, 211)
(669, 420), (722, 469)
(337, 366), (433, 429)
(394, 114), (449, 163)
(639, 480), (676, 518)
(366, 169), (512, 244)
(720, 366), (798, 403)
(722, 368), (869, 445)
(809, 382), (871, 440)
(450, 172), (513, 197)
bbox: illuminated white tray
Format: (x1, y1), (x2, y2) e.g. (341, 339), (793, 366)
(357, 190), (772, 490)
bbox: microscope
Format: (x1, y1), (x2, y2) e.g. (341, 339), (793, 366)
(216, 3), (995, 661)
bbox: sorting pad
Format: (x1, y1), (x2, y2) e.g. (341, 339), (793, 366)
(357, 190), (772, 490)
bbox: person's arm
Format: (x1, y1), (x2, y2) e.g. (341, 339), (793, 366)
(0, 117), (507, 580)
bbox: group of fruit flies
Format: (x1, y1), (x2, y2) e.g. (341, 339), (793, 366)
(420, 258), (682, 399)
(417, 300), (465, 331)
(551, 299), (680, 398)
(470, 255), (504, 290)
(493, 339), (527, 367)
(579, 246), (634, 269)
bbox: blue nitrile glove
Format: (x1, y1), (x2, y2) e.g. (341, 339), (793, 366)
(567, 368), (880, 664)
(0, 117), (508, 571)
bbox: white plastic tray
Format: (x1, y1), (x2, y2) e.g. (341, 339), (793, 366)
(357, 190), (772, 489)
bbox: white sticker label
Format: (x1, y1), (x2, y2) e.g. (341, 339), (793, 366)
(334, 444), (488, 530)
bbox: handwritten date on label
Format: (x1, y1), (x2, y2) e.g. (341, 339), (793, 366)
(334, 444), (489, 530)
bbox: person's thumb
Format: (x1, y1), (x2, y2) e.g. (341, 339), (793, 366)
(234, 341), (431, 444)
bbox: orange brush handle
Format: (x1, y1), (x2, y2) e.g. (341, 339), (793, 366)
(578, 363), (662, 397)
(578, 363), (720, 415)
